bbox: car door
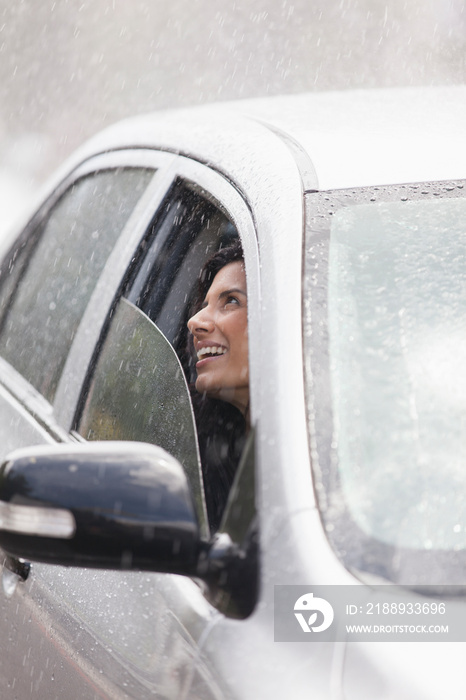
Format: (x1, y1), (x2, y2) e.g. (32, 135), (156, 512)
(0, 153), (259, 699)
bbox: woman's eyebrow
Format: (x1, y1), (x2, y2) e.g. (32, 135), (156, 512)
(218, 288), (247, 300)
(201, 287), (247, 308)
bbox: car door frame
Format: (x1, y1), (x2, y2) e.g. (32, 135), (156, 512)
(54, 153), (261, 436)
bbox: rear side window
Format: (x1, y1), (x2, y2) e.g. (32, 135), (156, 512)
(0, 167), (153, 403)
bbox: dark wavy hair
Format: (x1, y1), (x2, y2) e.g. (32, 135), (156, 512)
(189, 238), (247, 531)
(195, 238), (245, 310)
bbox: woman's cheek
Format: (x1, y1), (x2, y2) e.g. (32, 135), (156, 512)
(239, 365), (249, 381)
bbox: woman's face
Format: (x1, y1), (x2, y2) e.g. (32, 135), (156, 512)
(188, 261), (249, 413)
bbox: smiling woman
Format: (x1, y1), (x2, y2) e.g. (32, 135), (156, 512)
(188, 240), (249, 529)
(188, 242), (249, 415)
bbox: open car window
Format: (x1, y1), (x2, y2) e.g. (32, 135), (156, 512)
(76, 178), (247, 533)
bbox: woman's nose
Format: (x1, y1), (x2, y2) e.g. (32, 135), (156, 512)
(188, 307), (215, 335)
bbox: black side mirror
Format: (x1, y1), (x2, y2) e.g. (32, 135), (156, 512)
(0, 442), (200, 574)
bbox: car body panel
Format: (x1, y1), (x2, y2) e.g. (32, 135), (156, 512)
(58, 85), (466, 191)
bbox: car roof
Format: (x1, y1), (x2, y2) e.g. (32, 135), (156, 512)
(77, 85), (466, 191)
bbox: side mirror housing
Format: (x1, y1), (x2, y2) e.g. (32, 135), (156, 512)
(0, 442), (200, 574)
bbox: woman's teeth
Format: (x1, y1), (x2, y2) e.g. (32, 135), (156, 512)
(197, 346), (227, 360)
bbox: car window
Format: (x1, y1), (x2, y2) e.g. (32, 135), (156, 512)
(0, 167), (154, 403)
(78, 296), (208, 536)
(76, 179), (247, 532)
(304, 181), (466, 585)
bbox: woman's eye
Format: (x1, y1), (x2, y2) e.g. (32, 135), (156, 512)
(225, 296), (239, 306)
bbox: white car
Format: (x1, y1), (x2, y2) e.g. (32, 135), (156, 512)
(0, 86), (465, 699)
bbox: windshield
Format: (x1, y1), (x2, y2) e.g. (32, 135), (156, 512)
(304, 182), (466, 586)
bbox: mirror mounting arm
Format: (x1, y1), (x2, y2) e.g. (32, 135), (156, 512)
(3, 554), (30, 582)
(198, 521), (258, 619)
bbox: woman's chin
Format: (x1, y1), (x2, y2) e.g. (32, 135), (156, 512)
(196, 381), (249, 416)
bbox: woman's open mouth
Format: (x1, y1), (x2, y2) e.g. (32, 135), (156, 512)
(196, 345), (228, 361)
(196, 345), (228, 369)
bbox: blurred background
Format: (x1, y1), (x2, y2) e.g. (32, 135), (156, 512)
(0, 0), (464, 229)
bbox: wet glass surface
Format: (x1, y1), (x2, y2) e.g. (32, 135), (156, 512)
(78, 297), (207, 535)
(0, 168), (153, 402)
(304, 183), (466, 583)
